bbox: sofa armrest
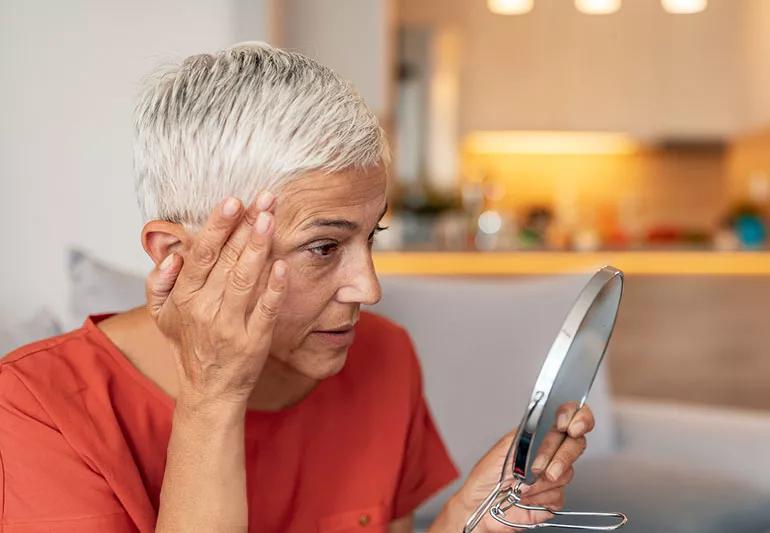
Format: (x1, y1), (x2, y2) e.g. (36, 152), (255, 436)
(613, 397), (770, 492)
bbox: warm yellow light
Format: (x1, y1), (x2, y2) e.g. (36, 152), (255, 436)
(575, 0), (621, 15)
(661, 0), (707, 14)
(464, 130), (639, 155)
(487, 0), (534, 15)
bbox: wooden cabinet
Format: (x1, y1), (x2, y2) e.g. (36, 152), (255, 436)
(400, 0), (763, 139)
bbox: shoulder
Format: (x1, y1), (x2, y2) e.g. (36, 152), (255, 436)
(0, 321), (107, 407)
(0, 327), (97, 384)
(0, 329), (140, 529)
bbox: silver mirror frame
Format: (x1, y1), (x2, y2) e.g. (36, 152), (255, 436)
(464, 266), (629, 532)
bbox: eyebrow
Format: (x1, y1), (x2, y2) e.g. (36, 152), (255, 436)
(301, 203), (388, 232)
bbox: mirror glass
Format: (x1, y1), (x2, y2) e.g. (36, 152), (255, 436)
(517, 268), (623, 485)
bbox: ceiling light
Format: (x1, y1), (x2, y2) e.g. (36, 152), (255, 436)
(575, 0), (622, 15)
(487, 0), (534, 15)
(661, 0), (707, 14)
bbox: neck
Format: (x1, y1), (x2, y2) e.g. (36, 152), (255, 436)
(99, 307), (318, 412)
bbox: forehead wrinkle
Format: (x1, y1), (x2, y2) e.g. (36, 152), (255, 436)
(276, 172), (386, 235)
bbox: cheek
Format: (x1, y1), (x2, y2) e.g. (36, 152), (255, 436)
(270, 267), (338, 343)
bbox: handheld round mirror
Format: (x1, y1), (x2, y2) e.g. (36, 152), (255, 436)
(464, 266), (629, 531)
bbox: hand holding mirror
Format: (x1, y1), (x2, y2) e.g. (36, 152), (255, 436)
(464, 266), (629, 531)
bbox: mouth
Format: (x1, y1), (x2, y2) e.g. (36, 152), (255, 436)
(311, 323), (357, 347)
(317, 324), (356, 334)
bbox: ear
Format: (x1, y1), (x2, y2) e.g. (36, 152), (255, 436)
(141, 220), (191, 267)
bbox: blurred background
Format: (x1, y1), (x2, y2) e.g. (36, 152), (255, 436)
(3, 1), (770, 530)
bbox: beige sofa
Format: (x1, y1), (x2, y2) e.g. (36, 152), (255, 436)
(370, 275), (770, 533)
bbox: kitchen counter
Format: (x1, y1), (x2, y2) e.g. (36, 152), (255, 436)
(372, 252), (770, 410)
(372, 251), (770, 275)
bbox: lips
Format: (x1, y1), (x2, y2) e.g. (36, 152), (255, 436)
(311, 326), (356, 347)
(317, 323), (356, 333)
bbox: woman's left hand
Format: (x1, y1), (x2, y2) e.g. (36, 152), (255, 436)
(443, 403), (595, 532)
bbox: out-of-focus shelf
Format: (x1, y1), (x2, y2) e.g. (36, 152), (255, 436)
(372, 251), (770, 275)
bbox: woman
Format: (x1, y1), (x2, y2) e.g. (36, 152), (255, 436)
(0, 43), (594, 532)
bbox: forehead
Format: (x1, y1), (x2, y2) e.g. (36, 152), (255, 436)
(276, 167), (387, 230)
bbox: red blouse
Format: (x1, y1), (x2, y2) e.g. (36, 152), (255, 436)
(0, 311), (458, 532)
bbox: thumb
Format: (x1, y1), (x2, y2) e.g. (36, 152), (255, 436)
(145, 253), (182, 319)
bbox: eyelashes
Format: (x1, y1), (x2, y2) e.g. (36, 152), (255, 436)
(307, 224), (390, 259)
(373, 224), (389, 235)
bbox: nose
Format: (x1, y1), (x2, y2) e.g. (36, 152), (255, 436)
(337, 251), (382, 306)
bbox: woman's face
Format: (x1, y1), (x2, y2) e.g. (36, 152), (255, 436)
(263, 167), (388, 380)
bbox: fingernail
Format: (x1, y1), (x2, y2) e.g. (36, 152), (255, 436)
(547, 462), (563, 481)
(557, 413), (569, 431)
(256, 191), (274, 211)
(274, 261), (286, 280)
(256, 212), (271, 234)
(160, 253), (175, 271)
(532, 456), (547, 472)
(571, 422), (586, 436)
(519, 484), (532, 495)
(222, 197), (240, 217)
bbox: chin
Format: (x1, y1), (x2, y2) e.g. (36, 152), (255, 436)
(292, 348), (350, 380)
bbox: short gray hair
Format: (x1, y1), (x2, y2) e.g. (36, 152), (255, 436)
(133, 42), (389, 228)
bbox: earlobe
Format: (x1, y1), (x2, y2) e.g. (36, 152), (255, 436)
(141, 220), (190, 266)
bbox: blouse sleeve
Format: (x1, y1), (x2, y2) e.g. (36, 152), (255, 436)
(0, 366), (137, 532)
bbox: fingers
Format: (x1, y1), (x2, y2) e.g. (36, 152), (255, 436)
(175, 197), (243, 296)
(145, 253), (183, 319)
(544, 435), (586, 482)
(567, 405), (595, 438)
(521, 467), (574, 497)
(206, 191), (276, 290)
(555, 401), (581, 432)
(246, 259), (288, 335)
(531, 427), (565, 476)
(532, 402), (594, 482)
(520, 487), (566, 512)
(222, 208), (277, 322)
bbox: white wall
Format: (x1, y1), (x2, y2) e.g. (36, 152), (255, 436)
(281, 0), (393, 118)
(0, 0), (271, 325)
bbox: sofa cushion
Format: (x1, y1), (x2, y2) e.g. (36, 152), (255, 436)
(564, 454), (770, 533)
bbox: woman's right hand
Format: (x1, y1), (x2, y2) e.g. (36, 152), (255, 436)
(144, 192), (288, 409)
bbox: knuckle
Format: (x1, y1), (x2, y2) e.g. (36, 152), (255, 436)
(218, 243), (241, 266)
(170, 290), (191, 310)
(229, 267), (255, 293)
(246, 234), (268, 254)
(189, 304), (212, 324)
(257, 298), (279, 321)
(212, 327), (235, 346)
(193, 241), (218, 266)
(552, 494), (565, 511)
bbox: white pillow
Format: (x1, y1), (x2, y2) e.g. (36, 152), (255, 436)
(0, 307), (62, 356)
(66, 248), (146, 329)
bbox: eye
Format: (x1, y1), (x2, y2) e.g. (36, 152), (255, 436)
(368, 224), (389, 243)
(308, 241), (339, 258)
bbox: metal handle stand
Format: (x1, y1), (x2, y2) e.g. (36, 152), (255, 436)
(489, 481), (628, 531)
